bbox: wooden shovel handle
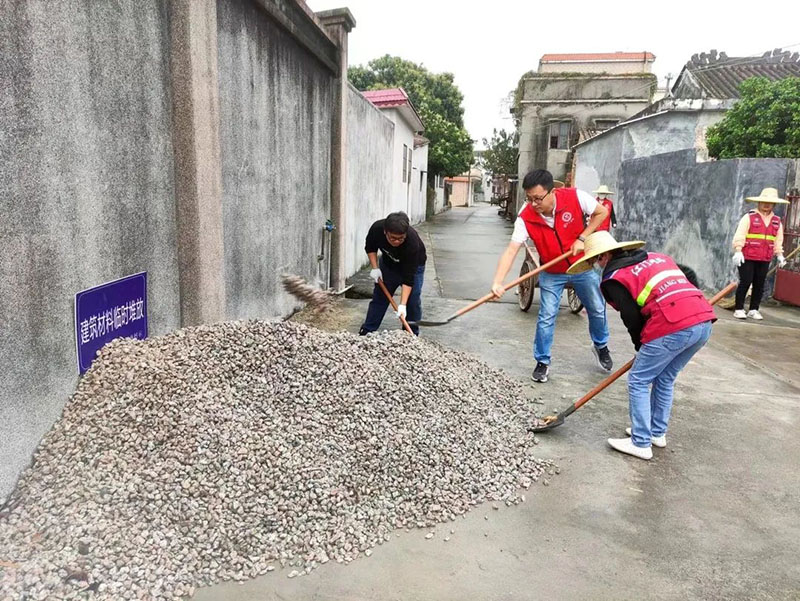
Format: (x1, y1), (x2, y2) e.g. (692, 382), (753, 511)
(569, 280), (738, 414)
(452, 250), (574, 320)
(377, 279), (415, 335)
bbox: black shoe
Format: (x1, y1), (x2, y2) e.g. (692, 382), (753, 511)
(359, 327), (369, 336)
(593, 346), (613, 371)
(531, 362), (550, 383)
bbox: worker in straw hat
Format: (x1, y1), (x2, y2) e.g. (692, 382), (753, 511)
(592, 185), (617, 232)
(567, 231), (716, 460)
(731, 187), (788, 320)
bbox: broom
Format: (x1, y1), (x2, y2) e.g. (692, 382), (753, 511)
(281, 274), (335, 313)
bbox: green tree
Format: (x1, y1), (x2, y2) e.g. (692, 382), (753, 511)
(706, 77), (800, 159)
(479, 128), (519, 176)
(349, 55), (473, 176)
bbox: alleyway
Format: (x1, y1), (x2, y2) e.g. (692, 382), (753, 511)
(199, 204), (800, 601)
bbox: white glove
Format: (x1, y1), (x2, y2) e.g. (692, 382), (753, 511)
(777, 254), (787, 268)
(370, 268), (382, 283)
(395, 304), (407, 320)
(732, 251), (745, 267)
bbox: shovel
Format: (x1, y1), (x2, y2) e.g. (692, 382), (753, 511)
(377, 278), (415, 335)
(409, 250), (573, 327)
(529, 280), (739, 432)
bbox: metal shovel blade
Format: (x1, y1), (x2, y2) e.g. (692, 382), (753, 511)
(406, 318), (452, 327)
(528, 414), (565, 433)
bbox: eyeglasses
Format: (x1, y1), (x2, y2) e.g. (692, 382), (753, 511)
(527, 189), (552, 204)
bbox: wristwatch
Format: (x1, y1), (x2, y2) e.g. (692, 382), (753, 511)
(578, 235), (586, 242)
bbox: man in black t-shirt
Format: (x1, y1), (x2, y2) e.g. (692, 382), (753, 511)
(359, 212), (427, 336)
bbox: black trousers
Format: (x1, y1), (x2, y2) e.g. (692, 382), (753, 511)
(735, 259), (770, 310)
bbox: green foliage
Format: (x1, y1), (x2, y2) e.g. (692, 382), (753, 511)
(479, 128), (519, 176)
(706, 77), (800, 159)
(349, 55), (473, 176)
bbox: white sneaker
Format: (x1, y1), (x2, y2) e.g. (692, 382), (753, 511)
(626, 427), (666, 448)
(733, 310), (747, 319)
(747, 310), (763, 320)
(607, 437), (652, 460)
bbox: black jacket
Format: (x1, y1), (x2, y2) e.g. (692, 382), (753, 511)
(365, 220), (427, 286)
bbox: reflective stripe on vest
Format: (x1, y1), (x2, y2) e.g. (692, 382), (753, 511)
(745, 233), (777, 240)
(635, 269), (686, 306)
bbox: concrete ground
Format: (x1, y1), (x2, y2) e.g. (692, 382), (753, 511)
(197, 204), (800, 601)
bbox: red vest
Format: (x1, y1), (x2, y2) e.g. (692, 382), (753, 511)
(742, 211), (781, 262)
(603, 252), (716, 344)
(519, 188), (585, 274)
(596, 198), (614, 232)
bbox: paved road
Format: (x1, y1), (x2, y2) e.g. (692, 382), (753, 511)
(199, 204), (800, 601)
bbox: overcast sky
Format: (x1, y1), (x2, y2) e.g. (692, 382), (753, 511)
(306, 0), (800, 149)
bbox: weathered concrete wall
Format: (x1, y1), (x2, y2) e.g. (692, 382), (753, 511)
(618, 150), (793, 290)
(216, 0), (334, 317)
(574, 110), (726, 196)
(345, 85), (394, 275)
(0, 2), (179, 498)
(539, 60), (653, 75)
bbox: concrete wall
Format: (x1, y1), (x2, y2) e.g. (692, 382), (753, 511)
(0, 2), (179, 498)
(574, 108), (730, 233)
(345, 85), (395, 275)
(216, 0), (334, 318)
(409, 143), (429, 224)
(539, 60), (653, 74)
(574, 110), (727, 196)
(382, 107), (421, 222)
(617, 150), (794, 290)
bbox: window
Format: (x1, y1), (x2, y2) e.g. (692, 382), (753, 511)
(548, 121), (571, 150)
(407, 148), (412, 184)
(594, 119), (619, 131)
(402, 145), (408, 182)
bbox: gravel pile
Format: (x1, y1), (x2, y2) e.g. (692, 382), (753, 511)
(1, 321), (553, 600)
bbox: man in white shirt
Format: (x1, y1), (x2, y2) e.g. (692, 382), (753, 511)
(490, 169), (611, 383)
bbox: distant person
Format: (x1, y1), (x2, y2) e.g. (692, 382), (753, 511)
(489, 169), (612, 383)
(569, 231), (716, 460)
(731, 188), (787, 320)
(359, 212), (427, 336)
(593, 185), (617, 231)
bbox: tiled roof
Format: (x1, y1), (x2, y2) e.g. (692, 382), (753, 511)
(361, 88), (410, 108)
(540, 52), (655, 62)
(674, 48), (800, 99)
(361, 87), (425, 131)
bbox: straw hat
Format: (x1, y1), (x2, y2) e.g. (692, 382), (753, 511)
(745, 187), (789, 204)
(567, 231), (645, 275)
(592, 184), (614, 195)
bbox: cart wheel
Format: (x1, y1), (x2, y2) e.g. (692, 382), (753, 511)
(518, 260), (536, 312)
(567, 288), (583, 314)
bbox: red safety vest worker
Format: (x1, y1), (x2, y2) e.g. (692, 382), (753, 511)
(742, 210), (781, 262)
(596, 197), (615, 232)
(519, 188), (585, 273)
(603, 252), (716, 344)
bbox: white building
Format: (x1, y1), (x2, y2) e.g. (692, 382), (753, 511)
(362, 88), (428, 224)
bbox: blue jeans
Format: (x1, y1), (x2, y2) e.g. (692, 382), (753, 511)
(628, 321), (712, 448)
(534, 269), (609, 364)
(361, 261), (424, 336)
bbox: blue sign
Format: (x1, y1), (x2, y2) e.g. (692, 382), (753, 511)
(75, 272), (148, 374)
